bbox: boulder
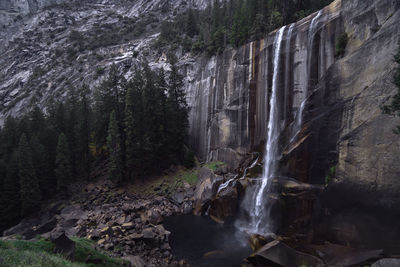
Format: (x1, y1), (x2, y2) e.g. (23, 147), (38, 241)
(3, 212), (57, 239)
(312, 243), (383, 266)
(193, 167), (224, 215)
(246, 240), (323, 267)
(172, 192), (185, 204)
(60, 205), (88, 222)
(141, 209), (163, 225)
(248, 234), (276, 252)
(122, 222), (135, 230)
(182, 202), (192, 214)
(100, 226), (113, 237)
(214, 165), (228, 175)
(87, 229), (100, 240)
(50, 230), (75, 260)
(154, 224), (170, 241)
(142, 228), (156, 240)
(184, 187), (194, 199)
(123, 255), (146, 267)
(372, 259), (400, 267)
(116, 215), (126, 225)
(208, 185), (238, 223)
(129, 233), (144, 240)
(111, 226), (122, 236)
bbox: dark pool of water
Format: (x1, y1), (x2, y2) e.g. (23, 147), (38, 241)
(164, 215), (252, 267)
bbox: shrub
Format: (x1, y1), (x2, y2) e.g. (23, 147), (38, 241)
(183, 150), (196, 169)
(325, 166), (336, 185)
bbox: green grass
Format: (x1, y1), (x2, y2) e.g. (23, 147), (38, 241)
(325, 166), (336, 185)
(181, 170), (198, 185)
(126, 161), (228, 196)
(0, 248), (85, 267)
(71, 237), (126, 266)
(127, 166), (199, 196)
(0, 238), (127, 267)
(205, 161), (226, 172)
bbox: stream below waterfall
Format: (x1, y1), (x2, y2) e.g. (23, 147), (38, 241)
(164, 215), (252, 267)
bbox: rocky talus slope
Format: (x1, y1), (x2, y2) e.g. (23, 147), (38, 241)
(3, 176), (196, 266)
(0, 0), (207, 123)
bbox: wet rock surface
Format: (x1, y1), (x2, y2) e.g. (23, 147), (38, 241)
(192, 167), (223, 215)
(244, 240), (390, 267)
(246, 240), (324, 267)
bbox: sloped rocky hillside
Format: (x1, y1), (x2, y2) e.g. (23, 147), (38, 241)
(0, 0), (207, 123)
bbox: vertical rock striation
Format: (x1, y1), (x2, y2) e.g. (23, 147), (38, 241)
(186, 0), (400, 249)
(186, 0), (342, 169)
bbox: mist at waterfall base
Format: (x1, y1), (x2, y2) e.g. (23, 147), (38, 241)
(164, 215), (252, 267)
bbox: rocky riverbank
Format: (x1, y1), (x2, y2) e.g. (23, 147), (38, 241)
(2, 170), (196, 266)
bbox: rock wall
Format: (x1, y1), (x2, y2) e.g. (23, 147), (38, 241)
(186, 0), (400, 249)
(186, 0), (342, 169)
(0, 0), (207, 123)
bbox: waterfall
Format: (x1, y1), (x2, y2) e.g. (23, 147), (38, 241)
(235, 10), (326, 237)
(294, 10), (322, 138)
(243, 26), (286, 235)
(283, 23), (295, 127)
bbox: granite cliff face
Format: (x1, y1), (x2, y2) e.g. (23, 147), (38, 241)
(185, 0), (400, 249)
(185, 1), (342, 168)
(0, 0), (208, 123)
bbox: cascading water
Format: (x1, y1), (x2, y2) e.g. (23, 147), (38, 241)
(235, 10), (326, 237)
(236, 26), (286, 235)
(294, 10), (322, 139)
(283, 23), (295, 127)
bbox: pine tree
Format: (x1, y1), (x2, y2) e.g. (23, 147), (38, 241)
(186, 8), (198, 38)
(77, 85), (91, 178)
(65, 87), (79, 176)
(143, 61), (163, 172)
(0, 116), (19, 159)
(1, 152), (21, 229)
(55, 102), (67, 134)
(29, 107), (46, 135)
(125, 67), (144, 180)
(93, 65), (126, 155)
(166, 55), (189, 161)
(18, 134), (41, 217)
(156, 68), (169, 162)
(56, 133), (71, 192)
(31, 135), (53, 195)
(107, 110), (123, 182)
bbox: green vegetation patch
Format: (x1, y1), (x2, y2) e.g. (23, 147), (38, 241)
(181, 170), (198, 185)
(325, 166), (336, 185)
(71, 237), (127, 267)
(0, 247), (85, 267)
(127, 166), (199, 196)
(205, 161), (226, 172)
(0, 238), (54, 253)
(0, 238), (127, 267)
